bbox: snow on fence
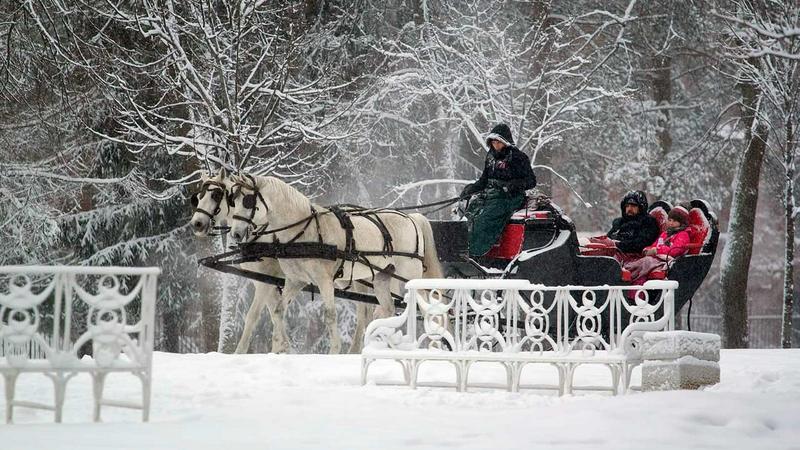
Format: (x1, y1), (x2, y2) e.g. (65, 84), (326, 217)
(0, 266), (159, 423)
(362, 279), (676, 394)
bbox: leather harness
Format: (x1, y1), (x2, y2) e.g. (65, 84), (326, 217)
(226, 179), (424, 287)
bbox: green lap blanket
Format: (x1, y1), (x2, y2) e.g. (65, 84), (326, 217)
(465, 188), (525, 256)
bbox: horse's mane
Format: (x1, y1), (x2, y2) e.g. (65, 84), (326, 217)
(253, 175), (311, 211)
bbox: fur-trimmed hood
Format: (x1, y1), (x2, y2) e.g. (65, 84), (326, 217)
(485, 123), (515, 147)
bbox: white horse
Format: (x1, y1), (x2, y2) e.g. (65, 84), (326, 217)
(190, 169), (292, 353)
(190, 171), (379, 353)
(227, 174), (442, 354)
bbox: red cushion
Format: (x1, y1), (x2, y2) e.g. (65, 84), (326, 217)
(511, 209), (551, 221)
(650, 207), (668, 234)
(583, 242), (614, 249)
(649, 270), (667, 279)
(687, 208), (710, 255)
(486, 223), (525, 260)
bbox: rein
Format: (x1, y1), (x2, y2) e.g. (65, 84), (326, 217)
(389, 196), (461, 212)
(245, 197), (461, 240)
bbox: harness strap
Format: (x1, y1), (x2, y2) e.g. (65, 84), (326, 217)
(238, 242), (340, 262)
(193, 207), (219, 219)
(361, 213), (394, 253)
(254, 212), (327, 237)
(329, 206), (357, 289)
(230, 241), (416, 285)
(311, 206), (324, 244)
(286, 214), (316, 244)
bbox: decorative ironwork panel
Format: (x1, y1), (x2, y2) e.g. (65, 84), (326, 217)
(0, 266), (159, 423)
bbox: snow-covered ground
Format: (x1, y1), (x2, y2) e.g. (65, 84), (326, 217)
(3, 350), (800, 450)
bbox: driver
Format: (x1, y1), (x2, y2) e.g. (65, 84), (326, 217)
(459, 123), (537, 257)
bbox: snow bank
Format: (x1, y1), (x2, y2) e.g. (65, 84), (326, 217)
(2, 350), (799, 449)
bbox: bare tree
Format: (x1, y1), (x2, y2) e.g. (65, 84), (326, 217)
(356, 0), (637, 205)
(716, 1), (800, 348)
(714, 0), (794, 348)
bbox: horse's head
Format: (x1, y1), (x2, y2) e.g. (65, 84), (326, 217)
(190, 168), (233, 237)
(228, 174), (308, 243)
(228, 173), (268, 243)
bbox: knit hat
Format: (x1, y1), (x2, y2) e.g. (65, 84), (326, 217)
(485, 123), (514, 147)
(668, 207), (690, 227)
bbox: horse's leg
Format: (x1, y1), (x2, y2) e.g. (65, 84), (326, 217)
(272, 279), (306, 353)
(349, 300), (375, 354)
(372, 271), (396, 320)
(317, 279), (341, 354)
(234, 281), (274, 354)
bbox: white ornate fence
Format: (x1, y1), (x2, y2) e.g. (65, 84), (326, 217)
(0, 266), (159, 423)
(362, 279), (676, 394)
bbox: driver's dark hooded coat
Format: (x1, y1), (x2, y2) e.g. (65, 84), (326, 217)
(462, 124), (537, 256)
(607, 190), (661, 254)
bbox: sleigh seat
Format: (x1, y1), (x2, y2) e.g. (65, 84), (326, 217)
(485, 207), (555, 260)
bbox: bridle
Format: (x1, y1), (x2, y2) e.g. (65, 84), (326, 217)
(191, 180), (235, 230)
(230, 175), (271, 236)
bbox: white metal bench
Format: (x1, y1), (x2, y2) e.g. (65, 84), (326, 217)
(0, 266), (159, 423)
(362, 278), (676, 394)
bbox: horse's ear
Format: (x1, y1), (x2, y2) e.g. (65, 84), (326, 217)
(219, 167), (228, 179)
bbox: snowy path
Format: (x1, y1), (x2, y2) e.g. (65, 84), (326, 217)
(2, 350), (800, 449)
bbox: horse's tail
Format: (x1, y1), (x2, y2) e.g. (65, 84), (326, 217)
(409, 213), (443, 279)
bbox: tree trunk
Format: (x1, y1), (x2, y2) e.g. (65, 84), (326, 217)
(721, 67), (769, 349)
(216, 235), (240, 353)
(217, 283), (242, 353)
(652, 55), (673, 169)
(161, 309), (181, 353)
(783, 117), (795, 348)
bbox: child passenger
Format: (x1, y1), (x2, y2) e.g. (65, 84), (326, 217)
(624, 207), (692, 286)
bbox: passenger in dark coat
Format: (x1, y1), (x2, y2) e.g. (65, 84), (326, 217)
(460, 124), (537, 256)
(606, 190), (661, 255)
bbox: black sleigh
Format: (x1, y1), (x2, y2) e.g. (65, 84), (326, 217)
(430, 197), (719, 315)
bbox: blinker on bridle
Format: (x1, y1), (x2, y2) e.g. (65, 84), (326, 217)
(231, 178), (269, 231)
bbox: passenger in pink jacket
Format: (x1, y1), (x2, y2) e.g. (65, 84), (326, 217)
(625, 207), (691, 286)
